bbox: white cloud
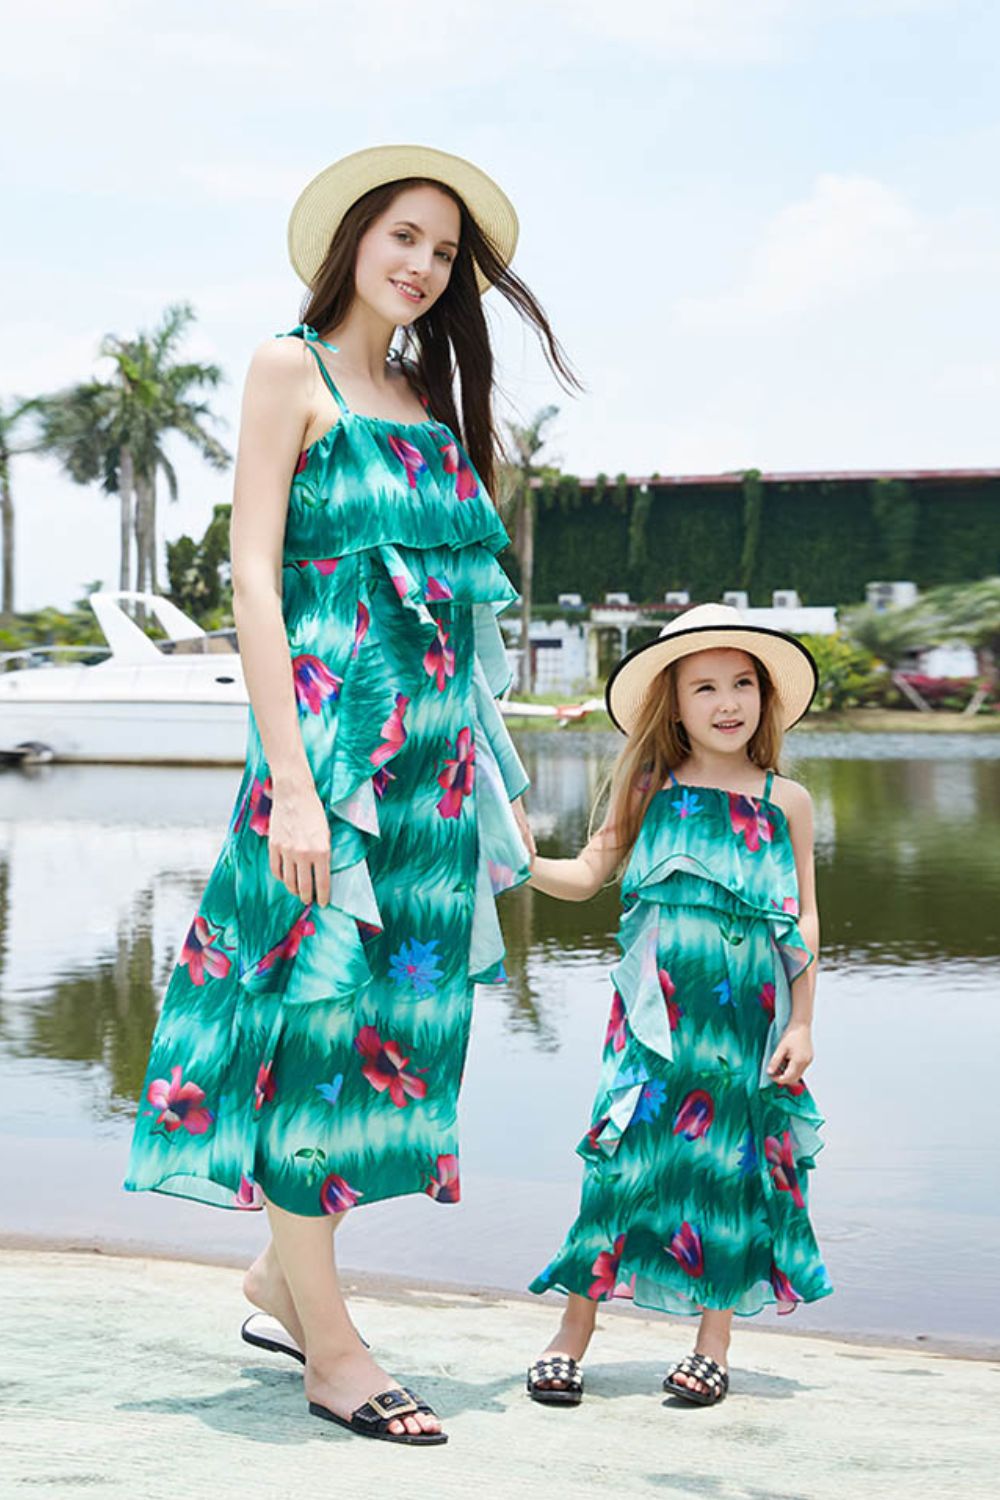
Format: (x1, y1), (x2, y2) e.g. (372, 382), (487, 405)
(675, 174), (926, 329)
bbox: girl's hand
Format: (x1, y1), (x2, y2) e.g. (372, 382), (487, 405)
(268, 781), (331, 906)
(767, 1022), (814, 1088)
(512, 796), (537, 861)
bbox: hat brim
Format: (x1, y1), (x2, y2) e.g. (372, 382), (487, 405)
(288, 145), (519, 296)
(605, 624), (819, 735)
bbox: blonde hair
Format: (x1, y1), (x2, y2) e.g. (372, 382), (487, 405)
(599, 652), (785, 864)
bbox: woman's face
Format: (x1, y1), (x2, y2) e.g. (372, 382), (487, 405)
(674, 648), (762, 754)
(354, 184), (461, 326)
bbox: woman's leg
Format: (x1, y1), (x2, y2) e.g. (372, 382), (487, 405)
(263, 1199), (442, 1437)
(531, 1292), (598, 1389)
(671, 1307), (732, 1394)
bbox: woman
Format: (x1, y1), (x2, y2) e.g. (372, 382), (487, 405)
(125, 145), (576, 1445)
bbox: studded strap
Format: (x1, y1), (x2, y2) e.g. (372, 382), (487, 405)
(666, 1353), (729, 1399)
(527, 1355), (583, 1390)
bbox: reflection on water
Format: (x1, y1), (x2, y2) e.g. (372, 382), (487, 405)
(1, 734), (998, 1344)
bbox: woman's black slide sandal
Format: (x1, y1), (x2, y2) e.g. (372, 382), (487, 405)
(663, 1353), (729, 1406)
(527, 1355), (584, 1405)
(309, 1387), (448, 1445)
(241, 1313), (305, 1364)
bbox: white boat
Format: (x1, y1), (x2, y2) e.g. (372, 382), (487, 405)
(0, 591), (599, 766)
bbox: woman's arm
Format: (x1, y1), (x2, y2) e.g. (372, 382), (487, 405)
(528, 821), (623, 902)
(230, 338), (332, 907)
(767, 779), (819, 1086)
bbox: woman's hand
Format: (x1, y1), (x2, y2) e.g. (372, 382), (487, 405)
(268, 779), (331, 906)
(767, 1022), (814, 1088)
(511, 796), (537, 861)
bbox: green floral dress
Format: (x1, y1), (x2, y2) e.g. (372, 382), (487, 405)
(530, 771), (833, 1317)
(125, 326), (530, 1218)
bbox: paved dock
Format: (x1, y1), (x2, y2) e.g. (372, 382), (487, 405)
(1, 1249), (996, 1499)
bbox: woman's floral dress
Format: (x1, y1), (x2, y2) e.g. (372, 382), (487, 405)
(530, 771), (833, 1316)
(125, 327), (530, 1218)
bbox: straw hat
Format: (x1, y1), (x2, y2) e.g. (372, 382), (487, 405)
(605, 603), (818, 735)
(287, 144), (519, 295)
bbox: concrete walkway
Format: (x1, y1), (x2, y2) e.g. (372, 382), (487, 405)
(2, 1249), (996, 1500)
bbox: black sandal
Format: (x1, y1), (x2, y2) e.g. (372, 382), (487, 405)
(309, 1386), (448, 1445)
(526, 1354), (584, 1406)
(663, 1353), (729, 1406)
(240, 1312), (369, 1363)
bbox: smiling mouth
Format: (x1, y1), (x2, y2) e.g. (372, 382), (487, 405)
(390, 279), (426, 303)
(714, 721), (744, 730)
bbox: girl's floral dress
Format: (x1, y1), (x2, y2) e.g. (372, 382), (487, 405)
(125, 326), (529, 1218)
(530, 771), (833, 1316)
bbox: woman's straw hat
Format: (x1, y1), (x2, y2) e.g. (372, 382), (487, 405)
(605, 603), (818, 735)
(287, 144), (519, 295)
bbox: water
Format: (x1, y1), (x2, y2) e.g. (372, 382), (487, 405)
(1, 732), (998, 1348)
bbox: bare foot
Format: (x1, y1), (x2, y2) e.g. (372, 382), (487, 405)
(531, 1294), (597, 1392)
(670, 1309), (731, 1398)
(307, 1346), (443, 1438)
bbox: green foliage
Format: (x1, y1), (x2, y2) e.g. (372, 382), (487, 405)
(739, 468), (763, 592)
(166, 503), (232, 625)
(841, 600), (937, 668)
(0, 583), (108, 654)
(627, 483), (653, 573)
(801, 631), (882, 712)
(869, 478), (918, 578)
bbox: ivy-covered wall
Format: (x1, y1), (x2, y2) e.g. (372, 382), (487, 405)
(510, 474), (1000, 606)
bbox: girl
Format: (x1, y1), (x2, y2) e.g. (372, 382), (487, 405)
(525, 603), (832, 1407)
(125, 145), (573, 1445)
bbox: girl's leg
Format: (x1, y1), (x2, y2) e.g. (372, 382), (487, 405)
(263, 1199), (442, 1437)
(671, 1307), (732, 1395)
(244, 1235), (309, 1350)
(531, 1292), (598, 1390)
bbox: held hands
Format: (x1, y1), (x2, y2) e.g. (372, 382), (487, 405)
(766, 1021), (814, 1089)
(268, 782), (331, 906)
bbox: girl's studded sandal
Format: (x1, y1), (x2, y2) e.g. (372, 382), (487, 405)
(527, 1354), (584, 1406)
(663, 1353), (729, 1406)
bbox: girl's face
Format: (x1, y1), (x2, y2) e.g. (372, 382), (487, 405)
(674, 648), (761, 755)
(354, 184), (460, 327)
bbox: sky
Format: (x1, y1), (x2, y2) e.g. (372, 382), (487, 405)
(1, 0), (998, 610)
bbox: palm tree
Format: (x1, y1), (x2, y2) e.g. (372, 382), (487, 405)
(502, 405), (559, 693)
(0, 396), (38, 615)
(38, 304), (230, 596)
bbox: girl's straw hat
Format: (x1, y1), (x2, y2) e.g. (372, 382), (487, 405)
(605, 603), (819, 735)
(287, 144), (519, 295)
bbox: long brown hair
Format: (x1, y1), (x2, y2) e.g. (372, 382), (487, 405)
(301, 176), (579, 495)
(601, 653), (785, 863)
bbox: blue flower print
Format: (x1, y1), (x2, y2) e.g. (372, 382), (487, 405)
(713, 978), (733, 1006)
(672, 788), (703, 820)
(737, 1129), (758, 1178)
(315, 1074), (344, 1106)
(389, 937), (444, 998)
(633, 1080), (667, 1124)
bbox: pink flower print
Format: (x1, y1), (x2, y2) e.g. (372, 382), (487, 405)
(728, 793), (774, 852)
(425, 575), (453, 602)
(354, 1025), (428, 1109)
(776, 1076), (808, 1096)
(256, 908), (316, 974)
(589, 1233), (626, 1300)
(771, 896), (800, 916)
(254, 1060), (276, 1112)
(391, 573), (409, 599)
(388, 434), (428, 488)
(234, 1174), (258, 1209)
(440, 440), (459, 472)
(426, 1153), (461, 1203)
(665, 1222), (704, 1278)
(371, 693), (409, 768)
(319, 1172), (363, 1215)
(248, 776), (273, 836)
(770, 1263), (803, 1315)
(765, 1131), (805, 1208)
(758, 982), (776, 1019)
(672, 1089), (715, 1141)
(147, 1065), (214, 1135)
(658, 968), (683, 1031)
(436, 726), (476, 818)
(180, 915), (231, 987)
(352, 601), (370, 659)
(292, 654), (342, 715)
(372, 766), (396, 799)
(605, 990), (627, 1052)
(585, 1115), (611, 1152)
(423, 623), (455, 692)
(294, 450), (309, 476)
(294, 557), (340, 575)
(438, 439), (478, 499)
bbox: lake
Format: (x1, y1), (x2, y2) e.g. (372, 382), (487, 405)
(1, 729), (998, 1350)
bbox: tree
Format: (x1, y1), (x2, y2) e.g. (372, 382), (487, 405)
(502, 405), (559, 693)
(38, 304), (230, 596)
(0, 396), (38, 615)
(923, 576), (1000, 699)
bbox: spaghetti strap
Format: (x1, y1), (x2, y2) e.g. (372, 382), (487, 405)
(763, 770), (775, 799)
(668, 769), (680, 788)
(278, 324), (350, 417)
